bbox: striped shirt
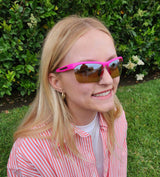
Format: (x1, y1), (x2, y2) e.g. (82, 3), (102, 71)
(7, 111), (127, 177)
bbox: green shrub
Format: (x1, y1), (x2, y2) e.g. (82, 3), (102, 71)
(0, 0), (159, 97)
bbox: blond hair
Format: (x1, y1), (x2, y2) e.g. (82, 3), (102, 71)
(14, 15), (123, 155)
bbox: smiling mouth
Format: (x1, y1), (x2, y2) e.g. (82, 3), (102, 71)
(92, 90), (112, 97)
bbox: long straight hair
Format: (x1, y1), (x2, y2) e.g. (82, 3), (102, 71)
(14, 15), (123, 155)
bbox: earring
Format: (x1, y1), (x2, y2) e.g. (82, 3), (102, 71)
(61, 92), (66, 100)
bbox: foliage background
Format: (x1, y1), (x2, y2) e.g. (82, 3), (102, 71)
(0, 0), (160, 97)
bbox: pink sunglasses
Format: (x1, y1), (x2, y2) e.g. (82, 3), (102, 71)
(56, 57), (123, 83)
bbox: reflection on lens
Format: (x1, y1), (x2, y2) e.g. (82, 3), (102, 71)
(109, 60), (122, 78)
(74, 64), (102, 83)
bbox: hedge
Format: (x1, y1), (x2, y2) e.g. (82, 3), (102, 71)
(0, 0), (160, 97)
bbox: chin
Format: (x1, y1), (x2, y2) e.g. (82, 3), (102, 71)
(98, 102), (115, 113)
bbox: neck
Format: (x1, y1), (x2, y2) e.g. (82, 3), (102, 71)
(70, 110), (97, 126)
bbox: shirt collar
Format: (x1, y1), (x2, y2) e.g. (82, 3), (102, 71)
(73, 113), (108, 137)
(99, 113), (108, 130)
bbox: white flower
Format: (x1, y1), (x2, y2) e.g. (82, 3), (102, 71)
(132, 55), (140, 62)
(27, 13), (37, 28)
(137, 59), (144, 65)
(136, 74), (144, 81)
(123, 60), (137, 70)
(30, 14), (37, 25)
(27, 22), (33, 28)
(132, 55), (144, 65)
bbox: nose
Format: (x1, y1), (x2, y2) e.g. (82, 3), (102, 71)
(99, 68), (113, 85)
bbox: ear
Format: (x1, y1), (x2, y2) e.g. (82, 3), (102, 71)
(48, 73), (62, 93)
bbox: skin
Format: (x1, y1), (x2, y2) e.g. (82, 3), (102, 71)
(49, 29), (120, 126)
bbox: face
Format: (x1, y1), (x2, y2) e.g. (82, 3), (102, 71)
(52, 29), (120, 125)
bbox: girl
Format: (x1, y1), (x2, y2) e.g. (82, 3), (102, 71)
(7, 16), (127, 177)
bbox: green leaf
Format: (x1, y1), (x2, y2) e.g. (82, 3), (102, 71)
(26, 65), (34, 72)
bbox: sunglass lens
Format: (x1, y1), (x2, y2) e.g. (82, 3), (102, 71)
(109, 60), (122, 78)
(74, 64), (103, 83)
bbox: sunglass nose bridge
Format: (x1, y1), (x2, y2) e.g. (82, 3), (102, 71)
(99, 66), (104, 77)
(99, 65), (111, 81)
(103, 64), (110, 74)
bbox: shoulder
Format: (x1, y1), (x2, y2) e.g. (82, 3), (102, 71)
(114, 110), (127, 127)
(112, 111), (128, 176)
(114, 110), (127, 141)
(7, 135), (58, 176)
(7, 136), (52, 169)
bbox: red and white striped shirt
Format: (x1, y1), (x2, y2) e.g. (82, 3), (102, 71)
(7, 111), (127, 177)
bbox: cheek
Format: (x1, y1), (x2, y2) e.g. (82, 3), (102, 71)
(68, 83), (91, 96)
(61, 72), (91, 96)
(60, 72), (76, 87)
(65, 84), (92, 108)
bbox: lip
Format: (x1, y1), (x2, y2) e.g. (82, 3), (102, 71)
(92, 88), (113, 96)
(92, 88), (113, 99)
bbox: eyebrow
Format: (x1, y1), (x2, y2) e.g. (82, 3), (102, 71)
(78, 54), (117, 62)
(107, 54), (117, 61)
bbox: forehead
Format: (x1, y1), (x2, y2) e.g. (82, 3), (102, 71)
(60, 29), (116, 66)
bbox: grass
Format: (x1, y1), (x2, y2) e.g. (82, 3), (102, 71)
(117, 79), (160, 177)
(0, 106), (29, 176)
(0, 79), (160, 177)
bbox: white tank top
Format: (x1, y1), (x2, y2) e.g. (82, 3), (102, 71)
(76, 114), (103, 177)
